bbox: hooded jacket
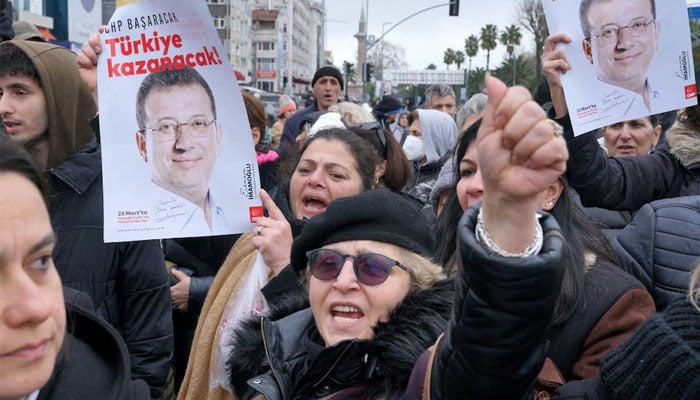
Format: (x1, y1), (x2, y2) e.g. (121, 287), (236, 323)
(7, 40), (173, 399)
(403, 110), (458, 206)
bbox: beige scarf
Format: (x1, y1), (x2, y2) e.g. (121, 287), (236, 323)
(177, 233), (260, 400)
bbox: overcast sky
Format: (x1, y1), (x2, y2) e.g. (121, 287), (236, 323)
(323, 0), (533, 71)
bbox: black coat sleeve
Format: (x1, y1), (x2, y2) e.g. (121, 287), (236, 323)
(559, 114), (683, 210)
(431, 207), (566, 400)
(118, 240), (173, 399)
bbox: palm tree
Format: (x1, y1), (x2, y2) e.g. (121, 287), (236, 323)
(499, 24), (522, 60)
(493, 54), (536, 90)
(443, 48), (456, 70)
(499, 24), (522, 85)
(426, 63), (437, 70)
(464, 34), (479, 72)
(466, 67), (487, 96)
(464, 35), (480, 96)
(479, 24), (499, 71)
(454, 50), (465, 70)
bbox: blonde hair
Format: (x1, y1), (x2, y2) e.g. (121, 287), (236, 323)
(397, 249), (447, 291)
(690, 262), (700, 312)
(328, 102), (375, 125)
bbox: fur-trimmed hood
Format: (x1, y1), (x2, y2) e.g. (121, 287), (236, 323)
(227, 279), (454, 399)
(667, 125), (700, 168)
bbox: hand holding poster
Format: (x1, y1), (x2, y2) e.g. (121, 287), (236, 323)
(541, 0), (697, 136)
(98, 0), (262, 242)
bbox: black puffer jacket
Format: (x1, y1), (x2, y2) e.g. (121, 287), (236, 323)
(49, 140), (173, 398)
(558, 114), (700, 211)
(613, 195), (700, 310)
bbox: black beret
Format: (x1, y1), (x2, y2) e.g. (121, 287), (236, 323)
(291, 190), (434, 273)
(312, 66), (344, 90)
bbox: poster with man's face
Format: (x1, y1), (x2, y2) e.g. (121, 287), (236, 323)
(542, 0), (697, 135)
(99, 0), (262, 242)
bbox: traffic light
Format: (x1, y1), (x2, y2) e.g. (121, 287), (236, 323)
(344, 62), (354, 76)
(448, 0), (459, 16)
(364, 62), (374, 81)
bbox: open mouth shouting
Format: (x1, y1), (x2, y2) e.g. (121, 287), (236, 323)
(300, 194), (328, 218)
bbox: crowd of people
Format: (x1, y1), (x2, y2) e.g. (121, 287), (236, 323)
(1, 0), (699, 398)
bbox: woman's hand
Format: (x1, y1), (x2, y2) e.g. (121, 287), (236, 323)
(476, 75), (568, 253)
(252, 189), (292, 276)
(542, 33), (572, 118)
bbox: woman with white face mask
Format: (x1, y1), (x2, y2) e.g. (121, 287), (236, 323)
(401, 109), (458, 206)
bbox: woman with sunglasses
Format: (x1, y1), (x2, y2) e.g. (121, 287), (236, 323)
(178, 128), (382, 400)
(223, 76), (570, 400)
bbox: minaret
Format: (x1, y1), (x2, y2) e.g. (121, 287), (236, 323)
(354, 6), (367, 85)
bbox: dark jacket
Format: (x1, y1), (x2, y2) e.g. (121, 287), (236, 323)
(163, 234), (238, 389)
(278, 102), (319, 155)
(227, 208), (566, 400)
(558, 113), (700, 211)
(554, 297), (700, 400)
(8, 40), (173, 398)
(0, 0), (12, 41)
(403, 154), (450, 207)
(612, 195), (700, 310)
(544, 259), (654, 382)
(37, 288), (151, 400)
(49, 140), (173, 398)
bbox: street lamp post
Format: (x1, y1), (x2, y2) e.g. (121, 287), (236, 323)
(379, 21), (391, 83)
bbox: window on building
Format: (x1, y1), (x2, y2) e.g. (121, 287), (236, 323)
(213, 16), (225, 28)
(256, 42), (275, 51)
(257, 58), (275, 71)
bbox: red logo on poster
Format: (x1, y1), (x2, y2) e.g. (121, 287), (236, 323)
(249, 206), (264, 222)
(685, 84), (697, 99)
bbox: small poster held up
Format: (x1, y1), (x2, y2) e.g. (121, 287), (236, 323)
(98, 0), (262, 242)
(542, 0), (697, 136)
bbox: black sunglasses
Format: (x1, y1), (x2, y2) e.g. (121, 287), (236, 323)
(306, 248), (408, 286)
(353, 121), (387, 159)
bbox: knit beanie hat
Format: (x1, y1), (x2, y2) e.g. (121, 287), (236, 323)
(312, 66), (344, 90)
(373, 95), (404, 115)
(600, 297), (700, 400)
(278, 94), (296, 115)
(291, 190), (434, 273)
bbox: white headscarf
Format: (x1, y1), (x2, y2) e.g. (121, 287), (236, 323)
(415, 109), (458, 164)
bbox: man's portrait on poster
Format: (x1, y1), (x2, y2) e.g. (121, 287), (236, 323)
(580, 0), (661, 114)
(135, 66), (230, 234)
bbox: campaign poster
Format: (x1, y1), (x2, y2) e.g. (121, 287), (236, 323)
(542, 0), (697, 136)
(98, 0), (262, 242)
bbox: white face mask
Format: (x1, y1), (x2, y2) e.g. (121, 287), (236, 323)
(402, 135), (425, 162)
